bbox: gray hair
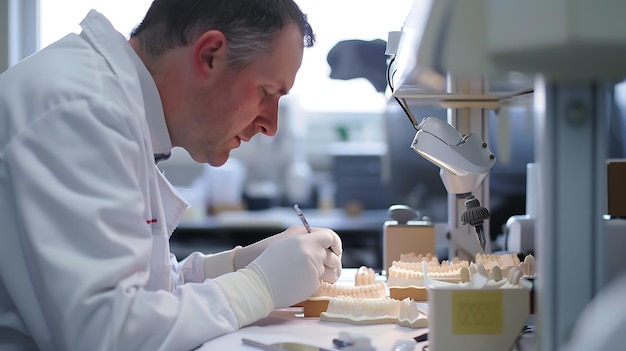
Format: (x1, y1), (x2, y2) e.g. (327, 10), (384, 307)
(130, 0), (315, 68)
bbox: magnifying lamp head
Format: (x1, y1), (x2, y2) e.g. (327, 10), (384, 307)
(411, 117), (496, 194)
(411, 117), (495, 174)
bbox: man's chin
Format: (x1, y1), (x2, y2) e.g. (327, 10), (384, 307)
(186, 146), (231, 166)
(205, 152), (230, 167)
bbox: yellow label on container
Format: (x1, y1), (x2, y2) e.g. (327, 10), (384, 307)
(451, 291), (503, 334)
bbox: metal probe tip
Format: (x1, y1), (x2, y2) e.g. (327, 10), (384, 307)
(476, 224), (486, 252)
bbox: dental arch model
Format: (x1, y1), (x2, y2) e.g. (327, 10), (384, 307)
(301, 266), (386, 317)
(320, 296), (428, 328)
(310, 281), (387, 299)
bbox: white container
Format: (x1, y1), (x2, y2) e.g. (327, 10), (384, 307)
(428, 285), (530, 351)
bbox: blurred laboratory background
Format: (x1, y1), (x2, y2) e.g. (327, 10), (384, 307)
(4, 0), (626, 271)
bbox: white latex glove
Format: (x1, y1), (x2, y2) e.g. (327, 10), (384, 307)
(247, 229), (343, 309)
(233, 225), (307, 271)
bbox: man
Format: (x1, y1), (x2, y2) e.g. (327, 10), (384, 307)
(0, 0), (343, 350)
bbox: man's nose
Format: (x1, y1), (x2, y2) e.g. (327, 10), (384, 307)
(257, 102), (279, 136)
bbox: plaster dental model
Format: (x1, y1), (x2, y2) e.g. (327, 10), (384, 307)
(320, 296), (401, 324)
(320, 296), (428, 328)
(387, 257), (470, 286)
(397, 297), (429, 328)
(302, 266), (386, 317)
(386, 254), (470, 301)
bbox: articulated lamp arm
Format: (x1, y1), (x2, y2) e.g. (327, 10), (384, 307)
(410, 116), (496, 252)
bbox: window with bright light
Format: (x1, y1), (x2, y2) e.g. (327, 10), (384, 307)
(39, 0), (153, 45)
(39, 0), (413, 113)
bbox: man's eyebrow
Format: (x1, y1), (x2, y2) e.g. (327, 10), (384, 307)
(276, 83), (289, 96)
(267, 81), (289, 96)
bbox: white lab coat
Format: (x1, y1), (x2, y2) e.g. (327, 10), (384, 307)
(0, 10), (244, 351)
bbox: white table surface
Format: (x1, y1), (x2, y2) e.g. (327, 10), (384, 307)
(196, 269), (428, 350)
(194, 307), (428, 351)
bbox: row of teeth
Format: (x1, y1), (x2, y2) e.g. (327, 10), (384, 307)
(322, 296), (426, 326)
(475, 253), (522, 269)
(399, 253), (439, 263)
(480, 266), (526, 288)
(388, 264), (530, 288)
(388, 263), (533, 288)
(474, 254), (535, 277)
(311, 282), (387, 298)
(391, 260), (470, 273)
(399, 253), (465, 266)
(391, 254), (535, 282)
(389, 265), (466, 278)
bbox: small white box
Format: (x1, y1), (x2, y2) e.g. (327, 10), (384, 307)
(428, 286), (530, 351)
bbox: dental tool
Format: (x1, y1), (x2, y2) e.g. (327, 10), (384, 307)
(294, 204), (339, 256)
(293, 204), (312, 233)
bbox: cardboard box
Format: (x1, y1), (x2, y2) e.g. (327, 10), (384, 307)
(383, 221), (435, 273)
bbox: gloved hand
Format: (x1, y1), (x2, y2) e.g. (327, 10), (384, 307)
(247, 229), (343, 309)
(233, 225), (307, 271)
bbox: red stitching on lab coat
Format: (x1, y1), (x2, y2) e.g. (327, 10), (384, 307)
(146, 218), (157, 224)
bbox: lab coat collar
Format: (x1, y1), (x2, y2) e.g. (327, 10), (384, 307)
(127, 46), (173, 160)
(79, 10), (173, 158)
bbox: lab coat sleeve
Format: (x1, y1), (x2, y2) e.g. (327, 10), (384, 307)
(170, 247), (240, 284)
(5, 99), (242, 351)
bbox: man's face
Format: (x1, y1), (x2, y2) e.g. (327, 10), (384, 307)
(166, 24), (304, 166)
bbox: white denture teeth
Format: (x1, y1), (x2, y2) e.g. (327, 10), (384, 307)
(489, 265), (503, 282)
(469, 262), (478, 275)
(508, 267), (522, 285)
(320, 296), (401, 325)
(474, 253), (535, 280)
(460, 267), (471, 283)
(520, 254), (535, 276)
(390, 259), (469, 274)
(387, 257), (470, 287)
(475, 262), (488, 277)
(355, 266), (376, 286)
(399, 253), (439, 264)
(387, 252), (536, 292)
(475, 253), (522, 271)
(310, 281), (386, 299)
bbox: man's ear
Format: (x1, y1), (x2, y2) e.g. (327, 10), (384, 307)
(193, 30), (228, 79)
